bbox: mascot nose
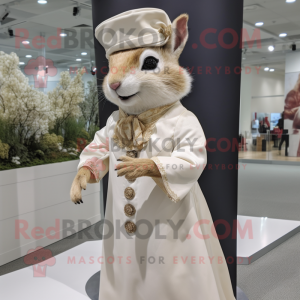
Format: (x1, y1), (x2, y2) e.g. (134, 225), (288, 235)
(110, 82), (120, 90)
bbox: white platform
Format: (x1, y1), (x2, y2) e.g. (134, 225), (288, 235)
(0, 160), (101, 267)
(0, 241), (103, 300)
(237, 215), (300, 265)
(1, 216), (300, 299)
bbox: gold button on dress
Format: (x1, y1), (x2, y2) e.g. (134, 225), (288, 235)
(124, 187), (135, 200)
(125, 221), (136, 234)
(124, 203), (136, 217)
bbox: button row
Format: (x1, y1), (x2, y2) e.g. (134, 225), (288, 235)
(124, 150), (138, 234)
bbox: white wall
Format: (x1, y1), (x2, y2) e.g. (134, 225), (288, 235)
(286, 51), (300, 74)
(240, 68), (252, 134)
(239, 68), (285, 133)
(251, 71), (285, 98)
(251, 96), (284, 114)
(0, 160), (101, 266)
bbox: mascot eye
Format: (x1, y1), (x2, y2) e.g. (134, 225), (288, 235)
(142, 56), (159, 70)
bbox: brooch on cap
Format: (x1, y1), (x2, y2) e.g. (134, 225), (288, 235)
(158, 24), (172, 39)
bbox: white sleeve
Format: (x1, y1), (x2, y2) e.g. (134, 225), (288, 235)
(77, 115), (113, 182)
(151, 111), (207, 203)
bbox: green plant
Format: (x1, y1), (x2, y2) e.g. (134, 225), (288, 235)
(62, 117), (87, 145)
(0, 117), (15, 145)
(88, 123), (99, 139)
(35, 150), (45, 159)
(8, 142), (29, 163)
(0, 139), (10, 159)
(64, 140), (77, 149)
(79, 129), (90, 141)
(40, 133), (64, 151)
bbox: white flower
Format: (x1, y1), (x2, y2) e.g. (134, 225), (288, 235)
(0, 52), (55, 141)
(48, 70), (84, 129)
(12, 156), (20, 164)
(62, 149), (67, 152)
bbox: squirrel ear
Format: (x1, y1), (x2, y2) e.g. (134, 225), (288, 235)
(170, 14), (189, 57)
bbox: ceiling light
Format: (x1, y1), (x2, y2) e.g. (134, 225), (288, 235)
(286, 0), (296, 3)
(76, 58), (82, 61)
(264, 67), (269, 71)
(60, 33), (67, 37)
(81, 52), (87, 55)
(19, 62), (25, 65)
(22, 40), (30, 45)
(37, 0), (47, 3)
(279, 33), (287, 37)
(255, 22), (264, 27)
(25, 55), (32, 58)
(268, 45), (275, 52)
(269, 68), (275, 72)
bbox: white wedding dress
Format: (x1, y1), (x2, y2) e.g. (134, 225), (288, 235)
(78, 101), (236, 300)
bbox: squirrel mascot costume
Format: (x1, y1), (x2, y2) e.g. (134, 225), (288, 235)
(70, 8), (236, 300)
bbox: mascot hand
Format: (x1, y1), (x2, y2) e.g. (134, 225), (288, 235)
(70, 167), (91, 204)
(115, 156), (161, 181)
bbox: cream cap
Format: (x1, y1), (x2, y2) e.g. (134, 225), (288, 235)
(95, 8), (172, 58)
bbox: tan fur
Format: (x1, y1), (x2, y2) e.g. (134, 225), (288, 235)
(70, 167), (92, 204)
(116, 156), (161, 181)
(108, 48), (145, 83)
(165, 14), (189, 58)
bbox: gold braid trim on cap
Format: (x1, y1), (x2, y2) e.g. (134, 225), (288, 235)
(158, 24), (172, 39)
